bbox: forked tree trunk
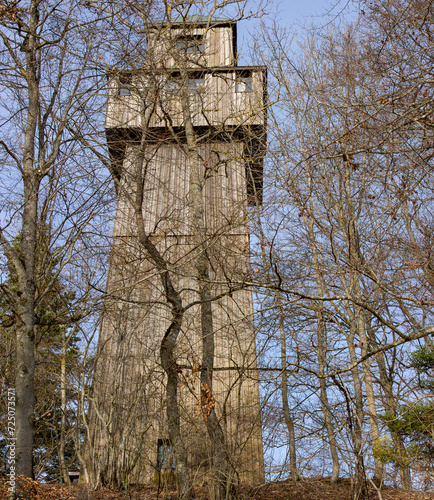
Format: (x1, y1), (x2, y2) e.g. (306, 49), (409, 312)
(134, 140), (193, 500)
(305, 195), (340, 483)
(181, 72), (234, 500)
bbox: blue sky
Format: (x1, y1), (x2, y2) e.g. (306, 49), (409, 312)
(235, 0), (357, 64)
(273, 0), (347, 21)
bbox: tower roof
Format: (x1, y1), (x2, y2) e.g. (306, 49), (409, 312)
(169, 15), (235, 26)
(147, 15), (235, 29)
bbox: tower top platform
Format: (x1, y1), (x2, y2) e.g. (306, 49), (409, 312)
(153, 15), (235, 26)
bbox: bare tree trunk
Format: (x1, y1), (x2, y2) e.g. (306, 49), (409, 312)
(15, 0), (40, 477)
(59, 337), (70, 484)
(15, 323), (36, 479)
(348, 337), (368, 500)
(342, 161), (379, 497)
(374, 339), (412, 490)
(254, 203), (298, 482)
(358, 312), (383, 487)
(317, 313), (340, 483)
(181, 73), (234, 500)
(134, 142), (193, 500)
(345, 176), (383, 486)
(305, 190), (340, 483)
(335, 365), (367, 500)
(277, 297), (298, 480)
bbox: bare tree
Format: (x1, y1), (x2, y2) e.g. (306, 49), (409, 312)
(251, 3), (434, 495)
(0, 0), (112, 480)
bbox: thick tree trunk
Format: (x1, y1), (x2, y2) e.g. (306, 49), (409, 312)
(161, 321), (192, 500)
(15, 323), (36, 479)
(15, 0), (40, 478)
(134, 142), (193, 499)
(59, 338), (69, 484)
(181, 74), (234, 499)
(198, 276), (233, 499)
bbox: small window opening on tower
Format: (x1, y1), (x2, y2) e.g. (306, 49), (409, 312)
(165, 78), (180, 94)
(165, 73), (205, 94)
(235, 72), (253, 93)
(118, 74), (132, 96)
(175, 34), (205, 54)
(187, 75), (205, 93)
(157, 439), (175, 470)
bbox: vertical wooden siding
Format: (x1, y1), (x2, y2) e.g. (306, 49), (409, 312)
(90, 20), (265, 487)
(105, 70), (266, 129)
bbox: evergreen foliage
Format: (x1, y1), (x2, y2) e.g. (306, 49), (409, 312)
(380, 344), (434, 475)
(0, 231), (81, 481)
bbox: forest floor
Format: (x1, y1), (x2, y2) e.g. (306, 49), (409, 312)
(4, 477), (433, 500)
(76, 479), (434, 500)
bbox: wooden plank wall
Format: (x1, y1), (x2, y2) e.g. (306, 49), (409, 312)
(111, 142), (250, 237)
(90, 21), (265, 487)
(105, 70), (266, 129)
(146, 26), (234, 69)
(91, 139), (264, 484)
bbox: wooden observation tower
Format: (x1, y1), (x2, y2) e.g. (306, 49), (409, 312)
(87, 16), (266, 488)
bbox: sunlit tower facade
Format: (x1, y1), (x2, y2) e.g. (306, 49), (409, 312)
(87, 16), (267, 487)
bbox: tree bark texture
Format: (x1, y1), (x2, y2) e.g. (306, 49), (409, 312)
(15, 0), (40, 478)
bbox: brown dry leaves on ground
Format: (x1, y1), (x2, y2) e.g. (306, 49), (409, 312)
(241, 478), (434, 500)
(0, 476), (74, 499)
(1, 477), (434, 500)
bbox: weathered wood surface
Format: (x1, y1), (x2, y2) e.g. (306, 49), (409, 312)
(88, 19), (265, 488)
(147, 26), (236, 68)
(89, 141), (264, 485)
(105, 69), (266, 130)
